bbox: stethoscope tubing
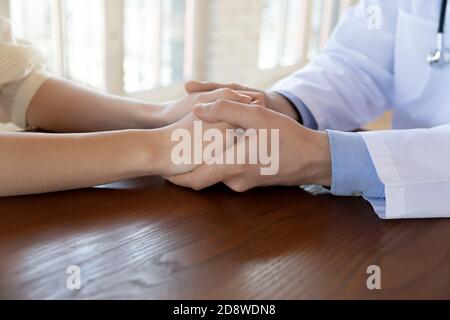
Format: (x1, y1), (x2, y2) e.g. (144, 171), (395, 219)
(428, 0), (449, 66)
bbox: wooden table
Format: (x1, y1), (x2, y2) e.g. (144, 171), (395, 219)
(0, 177), (449, 300)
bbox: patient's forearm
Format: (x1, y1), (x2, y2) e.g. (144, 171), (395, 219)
(0, 131), (159, 197)
(27, 77), (165, 133)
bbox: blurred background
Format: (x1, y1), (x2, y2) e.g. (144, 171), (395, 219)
(0, 0), (389, 130)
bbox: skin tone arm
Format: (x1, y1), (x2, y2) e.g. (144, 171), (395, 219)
(0, 76), (263, 196)
(0, 130), (154, 197)
(26, 77), (254, 133)
(0, 112), (237, 197)
(167, 100), (332, 192)
(185, 80), (301, 122)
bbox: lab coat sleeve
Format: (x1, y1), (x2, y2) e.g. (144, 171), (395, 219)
(270, 0), (399, 131)
(361, 124), (450, 219)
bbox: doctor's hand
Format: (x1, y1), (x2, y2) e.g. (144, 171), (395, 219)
(166, 100), (332, 192)
(185, 80), (301, 123)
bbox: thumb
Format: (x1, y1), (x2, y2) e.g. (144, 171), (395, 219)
(166, 163), (228, 191)
(193, 100), (267, 129)
(185, 80), (244, 93)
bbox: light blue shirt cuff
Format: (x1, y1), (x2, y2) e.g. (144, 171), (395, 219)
(276, 90), (319, 130)
(328, 130), (385, 199)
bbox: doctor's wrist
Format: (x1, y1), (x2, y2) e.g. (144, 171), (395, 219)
(266, 92), (302, 122)
(307, 131), (332, 187)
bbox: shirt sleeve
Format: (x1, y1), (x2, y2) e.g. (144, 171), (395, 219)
(275, 90), (319, 130)
(327, 130), (387, 218)
(0, 17), (50, 129)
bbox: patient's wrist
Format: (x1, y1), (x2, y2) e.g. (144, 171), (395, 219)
(131, 102), (168, 129)
(127, 129), (167, 177)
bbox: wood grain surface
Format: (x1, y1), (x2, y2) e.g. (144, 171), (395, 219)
(0, 177), (449, 299)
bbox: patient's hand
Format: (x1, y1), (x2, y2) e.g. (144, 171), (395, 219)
(160, 87), (262, 126)
(185, 80), (300, 122)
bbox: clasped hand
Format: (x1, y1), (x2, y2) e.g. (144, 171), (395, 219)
(164, 81), (332, 191)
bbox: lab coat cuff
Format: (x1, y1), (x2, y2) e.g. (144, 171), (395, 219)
(361, 133), (407, 219)
(11, 70), (50, 129)
(274, 90), (319, 129)
(363, 197), (387, 219)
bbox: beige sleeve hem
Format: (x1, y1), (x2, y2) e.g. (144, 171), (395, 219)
(11, 70), (50, 129)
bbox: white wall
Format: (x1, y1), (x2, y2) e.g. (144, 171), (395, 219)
(201, 0), (304, 89)
(205, 0), (263, 84)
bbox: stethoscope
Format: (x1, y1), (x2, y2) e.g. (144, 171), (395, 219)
(428, 0), (450, 67)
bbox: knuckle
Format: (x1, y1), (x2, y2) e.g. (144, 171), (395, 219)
(221, 87), (233, 95)
(216, 98), (228, 109)
(187, 178), (201, 191)
(228, 180), (247, 193)
(220, 88), (235, 99)
(191, 181), (204, 191)
(234, 185), (247, 193)
(255, 93), (266, 104)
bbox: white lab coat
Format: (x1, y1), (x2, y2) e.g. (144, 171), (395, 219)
(272, 0), (450, 219)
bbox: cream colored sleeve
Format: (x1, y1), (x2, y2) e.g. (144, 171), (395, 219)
(0, 17), (50, 129)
